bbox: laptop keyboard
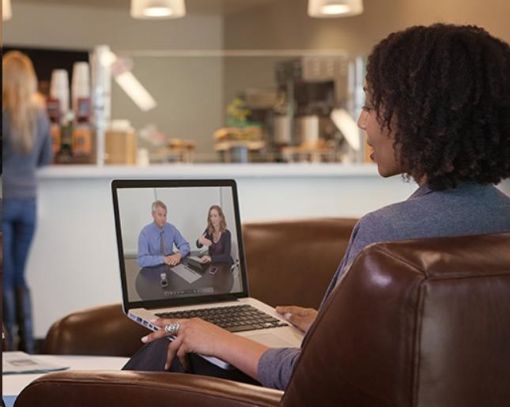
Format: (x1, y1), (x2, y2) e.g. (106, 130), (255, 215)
(156, 304), (288, 333)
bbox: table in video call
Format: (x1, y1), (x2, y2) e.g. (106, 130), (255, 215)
(135, 257), (232, 300)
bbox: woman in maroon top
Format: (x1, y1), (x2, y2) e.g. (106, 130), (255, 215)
(196, 205), (233, 266)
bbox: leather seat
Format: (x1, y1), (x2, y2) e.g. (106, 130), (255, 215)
(18, 232), (510, 407)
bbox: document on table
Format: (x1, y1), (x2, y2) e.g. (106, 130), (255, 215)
(3, 352), (69, 375)
(171, 264), (202, 284)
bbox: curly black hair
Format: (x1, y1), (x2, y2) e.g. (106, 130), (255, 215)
(366, 24), (510, 190)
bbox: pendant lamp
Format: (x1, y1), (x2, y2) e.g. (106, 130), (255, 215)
(308, 0), (363, 18)
(3, 0), (12, 21)
(131, 0), (186, 19)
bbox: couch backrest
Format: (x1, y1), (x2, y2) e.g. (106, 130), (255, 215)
(283, 233), (510, 407)
(243, 218), (357, 309)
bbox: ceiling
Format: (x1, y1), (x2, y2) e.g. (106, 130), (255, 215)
(16, 0), (279, 15)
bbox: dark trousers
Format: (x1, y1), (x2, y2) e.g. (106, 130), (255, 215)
(123, 337), (261, 386)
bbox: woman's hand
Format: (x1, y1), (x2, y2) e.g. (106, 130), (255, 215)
(199, 255), (212, 264)
(141, 317), (269, 378)
(142, 318), (233, 370)
(276, 305), (318, 334)
(198, 235), (212, 247)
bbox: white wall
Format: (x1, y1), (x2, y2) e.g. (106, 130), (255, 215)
(4, 2), (223, 50)
(225, 0), (510, 52)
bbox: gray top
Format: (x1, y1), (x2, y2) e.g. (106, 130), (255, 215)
(2, 109), (53, 199)
(257, 182), (510, 390)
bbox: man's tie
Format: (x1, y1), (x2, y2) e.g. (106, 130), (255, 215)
(160, 230), (165, 255)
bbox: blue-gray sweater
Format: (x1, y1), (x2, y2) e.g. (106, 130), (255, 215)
(257, 183), (510, 390)
(2, 109), (53, 199)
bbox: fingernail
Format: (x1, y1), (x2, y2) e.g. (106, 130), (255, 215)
(164, 363), (169, 370)
(141, 336), (148, 343)
(284, 312), (292, 320)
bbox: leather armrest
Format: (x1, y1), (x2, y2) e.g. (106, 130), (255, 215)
(15, 370), (283, 407)
(42, 304), (147, 356)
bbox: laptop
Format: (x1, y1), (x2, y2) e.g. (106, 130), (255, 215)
(112, 179), (303, 368)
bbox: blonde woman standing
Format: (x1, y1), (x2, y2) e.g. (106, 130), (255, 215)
(3, 51), (53, 353)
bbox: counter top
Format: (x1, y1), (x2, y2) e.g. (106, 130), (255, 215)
(37, 163), (379, 179)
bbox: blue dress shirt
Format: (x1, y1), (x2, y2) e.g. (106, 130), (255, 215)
(137, 222), (190, 268)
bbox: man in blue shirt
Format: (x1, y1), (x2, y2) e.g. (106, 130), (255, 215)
(137, 200), (190, 268)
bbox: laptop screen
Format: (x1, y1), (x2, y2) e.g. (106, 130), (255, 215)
(112, 179), (249, 310)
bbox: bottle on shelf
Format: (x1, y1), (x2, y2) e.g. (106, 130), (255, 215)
(46, 97), (61, 158)
(48, 69), (70, 161)
(71, 62), (94, 163)
(58, 111), (75, 164)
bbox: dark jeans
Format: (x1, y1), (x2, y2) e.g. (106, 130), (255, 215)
(123, 337), (261, 386)
(2, 198), (37, 353)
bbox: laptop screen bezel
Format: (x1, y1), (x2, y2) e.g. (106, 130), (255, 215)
(112, 179), (250, 312)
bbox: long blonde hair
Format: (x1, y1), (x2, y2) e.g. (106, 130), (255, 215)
(207, 205), (227, 235)
(3, 51), (38, 153)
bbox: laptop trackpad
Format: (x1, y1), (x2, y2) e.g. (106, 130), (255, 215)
(245, 332), (300, 348)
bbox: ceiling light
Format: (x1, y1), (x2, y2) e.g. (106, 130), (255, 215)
(3, 0), (12, 21)
(143, 6), (173, 17)
(308, 0), (363, 18)
(131, 0), (185, 20)
(321, 4), (350, 15)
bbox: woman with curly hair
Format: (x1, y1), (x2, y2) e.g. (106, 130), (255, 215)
(124, 24), (510, 390)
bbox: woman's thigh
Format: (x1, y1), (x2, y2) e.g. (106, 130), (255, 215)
(123, 338), (260, 386)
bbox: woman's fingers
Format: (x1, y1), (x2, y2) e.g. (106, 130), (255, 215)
(276, 305), (305, 317)
(165, 335), (183, 370)
(275, 306), (318, 333)
(142, 318), (180, 343)
(141, 330), (165, 343)
(176, 345), (190, 372)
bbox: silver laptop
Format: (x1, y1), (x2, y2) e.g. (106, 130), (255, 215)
(112, 179), (303, 369)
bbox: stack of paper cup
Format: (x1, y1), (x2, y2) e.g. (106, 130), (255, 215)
(72, 62), (90, 113)
(298, 115), (320, 146)
(50, 69), (70, 117)
(274, 115), (292, 145)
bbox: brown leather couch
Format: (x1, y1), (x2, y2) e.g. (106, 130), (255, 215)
(42, 218), (357, 356)
(18, 231), (510, 407)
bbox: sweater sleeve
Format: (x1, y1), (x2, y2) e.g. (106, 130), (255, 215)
(210, 230), (232, 264)
(256, 347), (301, 390)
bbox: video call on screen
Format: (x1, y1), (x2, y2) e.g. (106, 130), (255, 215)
(116, 186), (243, 303)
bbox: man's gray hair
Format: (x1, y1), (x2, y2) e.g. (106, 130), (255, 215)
(151, 200), (167, 213)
